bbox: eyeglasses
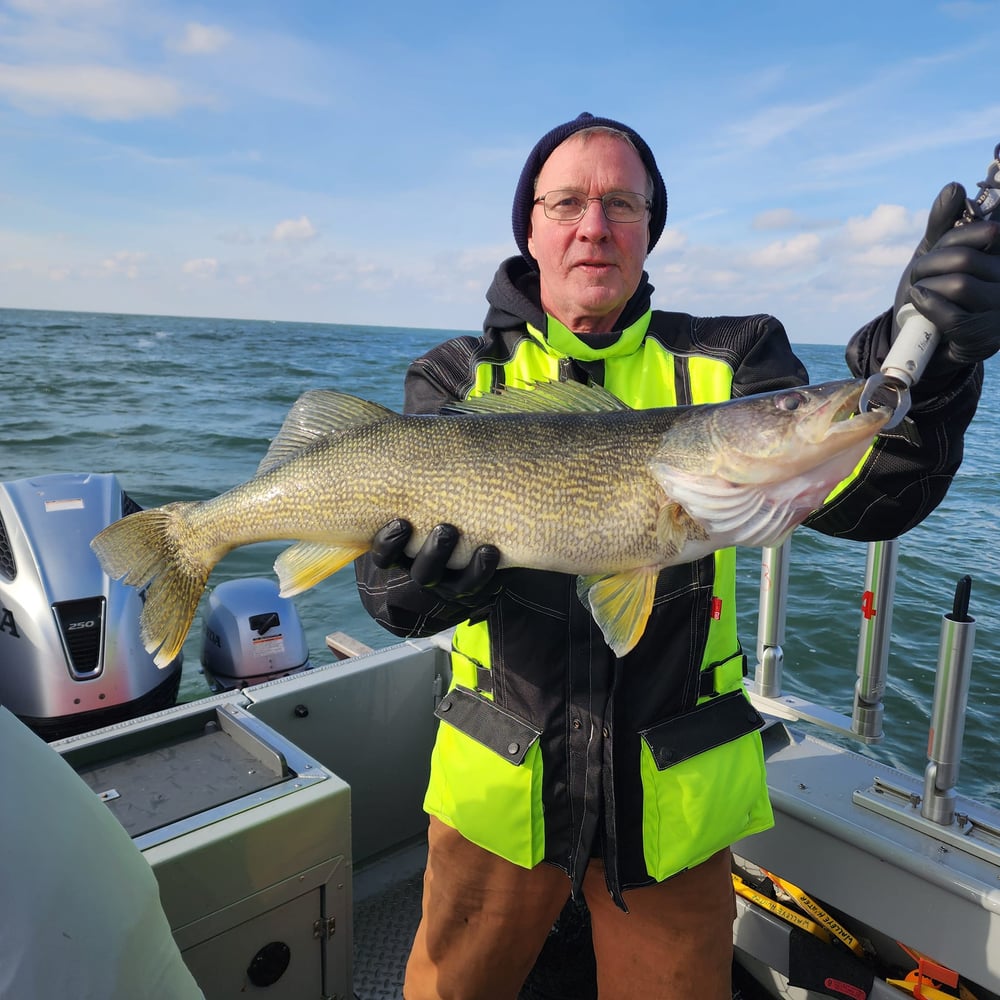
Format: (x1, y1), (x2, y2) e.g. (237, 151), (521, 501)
(533, 189), (650, 224)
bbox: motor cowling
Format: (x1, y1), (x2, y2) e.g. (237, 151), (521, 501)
(0, 473), (182, 741)
(200, 577), (310, 692)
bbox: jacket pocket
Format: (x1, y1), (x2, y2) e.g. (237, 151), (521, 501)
(638, 690), (773, 881)
(423, 686), (545, 869)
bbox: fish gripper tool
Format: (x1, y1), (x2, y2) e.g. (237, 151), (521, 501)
(859, 141), (1000, 429)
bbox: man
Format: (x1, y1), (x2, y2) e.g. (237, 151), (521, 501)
(355, 113), (1000, 999)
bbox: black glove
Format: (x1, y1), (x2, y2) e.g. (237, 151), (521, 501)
(894, 182), (1000, 379)
(370, 519), (503, 612)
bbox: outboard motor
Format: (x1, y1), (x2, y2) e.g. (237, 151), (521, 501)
(200, 577), (310, 692)
(0, 473), (182, 741)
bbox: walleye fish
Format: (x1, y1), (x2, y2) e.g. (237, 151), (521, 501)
(92, 378), (888, 666)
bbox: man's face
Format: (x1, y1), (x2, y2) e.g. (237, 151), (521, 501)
(527, 132), (651, 335)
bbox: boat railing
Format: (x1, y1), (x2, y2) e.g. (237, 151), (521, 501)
(747, 538), (996, 844)
(750, 537), (899, 745)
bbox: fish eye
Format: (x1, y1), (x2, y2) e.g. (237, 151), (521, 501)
(776, 391), (806, 412)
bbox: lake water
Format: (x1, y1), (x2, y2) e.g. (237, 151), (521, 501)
(2, 306), (997, 805)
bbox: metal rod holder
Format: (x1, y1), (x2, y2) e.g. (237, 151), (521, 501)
(921, 576), (977, 826)
(852, 539), (898, 743)
(753, 541), (790, 698)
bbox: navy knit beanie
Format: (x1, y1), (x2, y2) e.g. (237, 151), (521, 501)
(512, 112), (668, 269)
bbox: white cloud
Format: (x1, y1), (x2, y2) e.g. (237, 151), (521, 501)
(270, 215), (318, 243)
(654, 228), (688, 253)
(701, 268), (746, 290)
(939, 1), (996, 20)
(844, 203), (921, 245)
(171, 22), (232, 56)
(182, 258), (218, 279)
(848, 244), (912, 269)
(722, 97), (844, 153)
(102, 250), (146, 279)
(753, 208), (802, 231)
(7, 0), (114, 11)
(748, 233), (821, 269)
(218, 227), (255, 246)
(0, 62), (190, 119)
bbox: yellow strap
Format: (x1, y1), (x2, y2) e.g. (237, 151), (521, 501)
(732, 874), (831, 942)
(886, 979), (958, 1000)
(762, 869), (865, 957)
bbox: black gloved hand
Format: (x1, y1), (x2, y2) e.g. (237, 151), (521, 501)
(894, 182), (1000, 378)
(370, 519), (503, 611)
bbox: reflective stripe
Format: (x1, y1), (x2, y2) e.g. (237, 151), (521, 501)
(471, 333), (559, 397)
(687, 354), (738, 404)
(602, 337), (678, 406)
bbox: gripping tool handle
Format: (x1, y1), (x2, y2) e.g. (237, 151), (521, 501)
(857, 304), (937, 429)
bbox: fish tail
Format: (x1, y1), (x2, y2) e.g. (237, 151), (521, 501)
(91, 502), (213, 668)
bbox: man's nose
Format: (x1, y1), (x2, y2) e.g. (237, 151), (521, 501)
(576, 198), (611, 237)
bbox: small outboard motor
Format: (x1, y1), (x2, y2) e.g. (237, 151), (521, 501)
(200, 577), (310, 692)
(0, 473), (182, 741)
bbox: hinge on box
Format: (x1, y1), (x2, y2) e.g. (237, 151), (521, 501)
(313, 916), (336, 940)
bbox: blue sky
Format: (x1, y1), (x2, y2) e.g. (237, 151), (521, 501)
(0, 0), (998, 344)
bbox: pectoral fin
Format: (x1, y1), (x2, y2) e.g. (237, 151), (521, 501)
(657, 500), (710, 558)
(576, 567), (659, 657)
(275, 541), (369, 596)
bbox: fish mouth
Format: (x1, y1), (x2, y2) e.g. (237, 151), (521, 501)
(805, 380), (887, 442)
(826, 381), (865, 425)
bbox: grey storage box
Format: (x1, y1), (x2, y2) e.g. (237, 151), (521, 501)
(61, 700), (352, 999)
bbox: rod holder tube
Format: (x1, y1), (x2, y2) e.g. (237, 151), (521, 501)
(921, 577), (976, 826)
(754, 540), (790, 698)
(852, 539), (898, 742)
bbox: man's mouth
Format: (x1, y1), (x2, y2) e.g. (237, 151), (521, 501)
(574, 259), (616, 271)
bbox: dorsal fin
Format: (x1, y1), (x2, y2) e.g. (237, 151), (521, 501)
(444, 379), (630, 415)
(258, 389), (392, 475)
